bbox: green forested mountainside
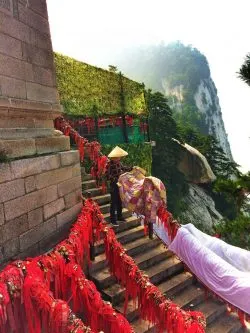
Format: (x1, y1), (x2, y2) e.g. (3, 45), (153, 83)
(115, 42), (217, 135)
(116, 42), (210, 95)
(54, 53), (147, 117)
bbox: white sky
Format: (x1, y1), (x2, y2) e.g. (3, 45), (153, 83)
(47, 0), (250, 172)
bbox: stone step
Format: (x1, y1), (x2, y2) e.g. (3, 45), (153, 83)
(99, 203), (110, 214)
(115, 272), (195, 323)
(91, 235), (160, 273)
(158, 271), (194, 298)
(95, 224), (145, 256)
(127, 284), (205, 332)
(102, 208), (132, 224)
(193, 299), (226, 326)
(206, 313), (243, 333)
(102, 255), (183, 306)
(134, 244), (172, 271)
(116, 298), (140, 323)
(131, 319), (156, 333)
(92, 243), (170, 290)
(92, 193), (111, 205)
(81, 173), (93, 181)
(82, 179), (96, 190)
(91, 227), (156, 289)
(172, 284), (205, 309)
(83, 187), (103, 198)
(147, 255), (183, 286)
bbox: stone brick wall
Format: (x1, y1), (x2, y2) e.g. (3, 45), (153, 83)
(0, 0), (59, 106)
(0, 150), (83, 266)
(0, 0), (61, 132)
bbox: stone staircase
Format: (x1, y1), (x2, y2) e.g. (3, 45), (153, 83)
(82, 171), (245, 333)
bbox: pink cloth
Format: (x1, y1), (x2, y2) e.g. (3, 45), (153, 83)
(169, 227), (250, 314)
(182, 224), (250, 272)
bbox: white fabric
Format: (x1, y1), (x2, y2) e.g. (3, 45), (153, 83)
(182, 224), (250, 272)
(153, 220), (171, 246)
(169, 227), (250, 314)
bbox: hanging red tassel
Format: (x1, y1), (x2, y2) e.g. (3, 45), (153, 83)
(0, 282), (10, 333)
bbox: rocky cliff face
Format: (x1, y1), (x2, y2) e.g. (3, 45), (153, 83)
(164, 78), (232, 160)
(194, 79), (232, 159)
(179, 184), (222, 233)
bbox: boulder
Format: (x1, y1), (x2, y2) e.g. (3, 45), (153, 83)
(175, 140), (216, 184)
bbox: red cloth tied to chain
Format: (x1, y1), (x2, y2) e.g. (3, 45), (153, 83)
(157, 206), (180, 242)
(0, 282), (10, 333)
(1, 263), (26, 333)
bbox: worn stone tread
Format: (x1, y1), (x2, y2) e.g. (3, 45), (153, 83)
(103, 256), (182, 303)
(102, 207), (130, 220)
(131, 318), (156, 333)
(92, 193), (111, 205)
(134, 245), (171, 270)
(99, 203), (110, 214)
(92, 234), (164, 288)
(82, 179), (96, 190)
(172, 284), (205, 309)
(193, 299), (226, 325)
(206, 313), (244, 333)
(157, 271), (194, 297)
(81, 174), (93, 181)
(91, 236), (160, 273)
(146, 255), (183, 284)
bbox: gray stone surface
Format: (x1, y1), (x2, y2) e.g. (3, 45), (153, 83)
(176, 140), (216, 184)
(0, 128), (58, 139)
(179, 184), (223, 232)
(0, 0), (61, 144)
(56, 203), (82, 229)
(11, 154), (61, 178)
(28, 207), (43, 228)
(0, 214), (28, 244)
(0, 178), (25, 203)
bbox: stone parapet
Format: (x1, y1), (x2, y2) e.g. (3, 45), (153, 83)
(0, 150), (82, 266)
(0, 133), (70, 159)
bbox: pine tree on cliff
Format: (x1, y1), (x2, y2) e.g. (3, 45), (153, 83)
(146, 90), (188, 214)
(239, 54), (250, 86)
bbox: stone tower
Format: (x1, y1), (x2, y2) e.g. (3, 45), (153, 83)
(0, 0), (82, 266)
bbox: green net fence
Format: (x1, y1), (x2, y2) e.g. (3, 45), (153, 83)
(99, 126), (146, 144)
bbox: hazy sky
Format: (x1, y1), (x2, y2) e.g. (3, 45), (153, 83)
(47, 0), (250, 172)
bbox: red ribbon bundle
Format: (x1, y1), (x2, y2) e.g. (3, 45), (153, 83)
(140, 122), (148, 133)
(0, 199), (134, 333)
(157, 206), (180, 242)
(55, 117), (101, 164)
(23, 261), (93, 333)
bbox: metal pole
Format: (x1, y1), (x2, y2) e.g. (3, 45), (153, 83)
(146, 117), (150, 142)
(122, 114), (129, 143)
(119, 72), (129, 143)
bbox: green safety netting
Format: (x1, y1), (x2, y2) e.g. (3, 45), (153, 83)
(98, 126), (145, 144)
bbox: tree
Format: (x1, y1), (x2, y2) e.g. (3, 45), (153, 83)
(146, 90), (188, 214)
(108, 65), (118, 73)
(239, 54), (250, 86)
